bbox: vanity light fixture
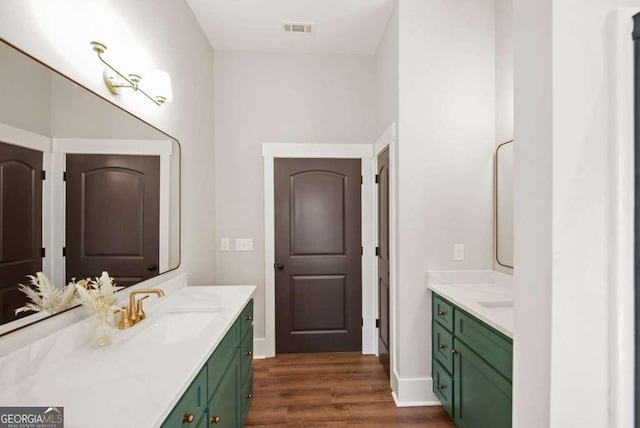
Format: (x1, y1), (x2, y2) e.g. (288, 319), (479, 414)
(90, 41), (173, 106)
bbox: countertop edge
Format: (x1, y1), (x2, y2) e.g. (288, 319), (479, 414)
(427, 282), (513, 339)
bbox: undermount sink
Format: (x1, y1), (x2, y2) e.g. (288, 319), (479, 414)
(477, 300), (514, 308)
(121, 307), (224, 345)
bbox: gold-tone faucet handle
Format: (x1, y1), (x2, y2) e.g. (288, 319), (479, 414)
(116, 308), (130, 330)
(136, 295), (149, 320)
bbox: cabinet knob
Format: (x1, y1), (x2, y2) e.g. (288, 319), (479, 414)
(438, 344), (446, 350)
(245, 350), (253, 356)
(244, 392), (253, 399)
(438, 384), (447, 390)
(211, 415), (221, 424)
(245, 315), (253, 321)
(183, 413), (195, 423)
(451, 349), (459, 355)
(438, 310), (447, 316)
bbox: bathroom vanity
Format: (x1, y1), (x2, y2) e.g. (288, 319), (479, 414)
(0, 275), (255, 428)
(428, 270), (513, 428)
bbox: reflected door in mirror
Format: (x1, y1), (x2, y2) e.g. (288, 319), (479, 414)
(0, 142), (43, 324)
(65, 154), (160, 287)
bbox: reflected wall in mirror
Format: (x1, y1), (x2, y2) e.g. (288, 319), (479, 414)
(495, 140), (513, 268)
(0, 39), (180, 335)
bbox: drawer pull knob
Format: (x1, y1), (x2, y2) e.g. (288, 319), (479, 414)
(244, 392), (253, 399)
(211, 415), (221, 424)
(183, 413), (195, 423)
(245, 351), (253, 356)
(438, 384), (447, 390)
(245, 315), (253, 321)
(438, 344), (446, 350)
(451, 349), (459, 355)
(438, 310), (447, 316)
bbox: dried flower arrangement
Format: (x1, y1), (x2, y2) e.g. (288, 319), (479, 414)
(15, 272), (77, 315)
(73, 271), (122, 317)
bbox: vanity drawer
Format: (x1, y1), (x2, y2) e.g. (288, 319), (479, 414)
(207, 318), (240, 399)
(240, 367), (254, 424)
(240, 299), (254, 340)
(162, 366), (207, 427)
(433, 359), (454, 417)
(454, 310), (512, 381)
(433, 321), (454, 373)
(433, 294), (454, 331)
(240, 325), (254, 383)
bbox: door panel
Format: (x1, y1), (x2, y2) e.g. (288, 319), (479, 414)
(377, 148), (390, 377)
(0, 142), (43, 325)
(275, 158), (362, 353)
(453, 339), (512, 428)
(66, 154), (160, 287)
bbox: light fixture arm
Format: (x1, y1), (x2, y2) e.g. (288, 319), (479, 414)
(90, 41), (167, 106)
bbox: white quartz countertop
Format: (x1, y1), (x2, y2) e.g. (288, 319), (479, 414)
(0, 285), (255, 428)
(427, 270), (514, 338)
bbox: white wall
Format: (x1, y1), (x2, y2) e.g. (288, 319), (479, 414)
(213, 50), (377, 340)
(375, 2), (399, 138)
(395, 0), (496, 403)
(0, 0), (215, 345)
(513, 0), (640, 427)
(0, 42), (51, 137)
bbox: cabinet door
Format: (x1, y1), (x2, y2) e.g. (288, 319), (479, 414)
(453, 339), (512, 428)
(161, 367), (207, 428)
(208, 354), (240, 428)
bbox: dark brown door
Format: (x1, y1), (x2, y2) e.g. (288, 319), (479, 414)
(66, 154), (160, 287)
(275, 158), (362, 353)
(0, 142), (43, 325)
(377, 148), (390, 377)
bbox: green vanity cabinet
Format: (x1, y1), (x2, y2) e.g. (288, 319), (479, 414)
(431, 294), (512, 428)
(161, 299), (254, 428)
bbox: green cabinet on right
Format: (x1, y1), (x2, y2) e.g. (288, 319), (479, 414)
(432, 293), (512, 428)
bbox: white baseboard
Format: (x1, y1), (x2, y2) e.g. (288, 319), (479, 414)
(253, 337), (271, 359)
(391, 370), (442, 407)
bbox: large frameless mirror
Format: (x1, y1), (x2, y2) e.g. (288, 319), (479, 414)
(0, 39), (181, 335)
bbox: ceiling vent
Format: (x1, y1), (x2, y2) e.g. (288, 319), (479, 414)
(282, 21), (315, 35)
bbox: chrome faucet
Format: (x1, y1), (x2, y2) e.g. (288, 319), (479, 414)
(117, 289), (165, 329)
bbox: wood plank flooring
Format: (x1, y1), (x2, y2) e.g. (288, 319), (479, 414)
(246, 353), (456, 427)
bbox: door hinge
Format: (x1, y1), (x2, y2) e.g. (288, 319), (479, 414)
(63, 172), (67, 181)
(375, 247), (380, 256)
(62, 247), (66, 257)
(361, 175), (363, 185)
(361, 318), (364, 327)
(41, 170), (46, 180)
(376, 318), (380, 328)
(40, 247), (46, 257)
(361, 246), (364, 255)
(375, 174), (380, 184)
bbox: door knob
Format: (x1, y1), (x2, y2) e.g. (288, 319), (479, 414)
(147, 264), (158, 272)
(276, 264), (285, 270)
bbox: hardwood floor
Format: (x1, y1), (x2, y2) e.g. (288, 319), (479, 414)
(246, 353), (456, 427)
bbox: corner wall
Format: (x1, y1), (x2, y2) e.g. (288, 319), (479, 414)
(394, 0), (496, 403)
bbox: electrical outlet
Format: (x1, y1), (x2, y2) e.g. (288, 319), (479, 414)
(221, 238), (230, 252)
(235, 238), (253, 252)
(453, 244), (465, 261)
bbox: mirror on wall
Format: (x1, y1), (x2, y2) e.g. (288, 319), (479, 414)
(495, 140), (513, 268)
(0, 39), (181, 335)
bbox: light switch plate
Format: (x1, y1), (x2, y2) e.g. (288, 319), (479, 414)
(235, 238), (253, 252)
(453, 244), (465, 261)
(221, 238), (230, 252)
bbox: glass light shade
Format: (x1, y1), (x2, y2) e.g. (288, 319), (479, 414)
(146, 70), (173, 103)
